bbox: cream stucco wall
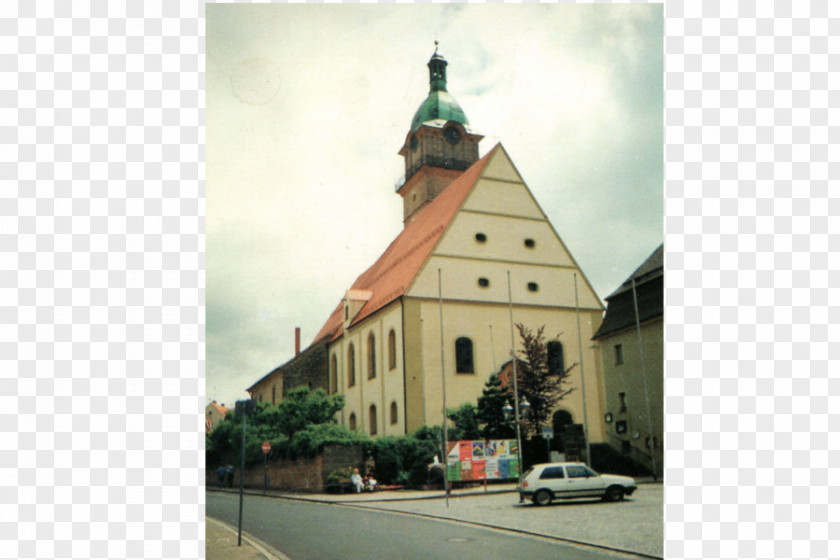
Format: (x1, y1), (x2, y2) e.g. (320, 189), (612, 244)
(598, 319), (663, 475)
(405, 299), (605, 441)
(331, 300), (406, 437)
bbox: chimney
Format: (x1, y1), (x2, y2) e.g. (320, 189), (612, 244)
(295, 327), (301, 356)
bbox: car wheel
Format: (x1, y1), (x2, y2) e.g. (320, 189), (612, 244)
(605, 485), (624, 502)
(533, 489), (552, 506)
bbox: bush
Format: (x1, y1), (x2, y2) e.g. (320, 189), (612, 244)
(288, 423), (369, 459)
(369, 433), (438, 486)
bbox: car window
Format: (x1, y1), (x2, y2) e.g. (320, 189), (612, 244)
(522, 468), (534, 479)
(539, 466), (565, 479)
(584, 466), (599, 477)
(565, 465), (589, 478)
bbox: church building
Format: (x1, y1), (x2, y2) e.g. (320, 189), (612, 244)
(248, 50), (607, 444)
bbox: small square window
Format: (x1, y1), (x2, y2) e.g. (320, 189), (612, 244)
(524, 238), (535, 248)
(475, 233), (487, 243)
(527, 282), (538, 292)
(478, 277), (489, 288)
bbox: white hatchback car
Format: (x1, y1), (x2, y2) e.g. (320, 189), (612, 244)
(518, 462), (637, 506)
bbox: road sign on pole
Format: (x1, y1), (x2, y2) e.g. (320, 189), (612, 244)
(262, 441), (270, 494)
(542, 427), (554, 440)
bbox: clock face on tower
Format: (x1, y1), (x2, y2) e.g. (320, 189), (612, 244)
(444, 126), (462, 145)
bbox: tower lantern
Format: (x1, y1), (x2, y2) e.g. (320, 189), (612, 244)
(397, 48), (484, 225)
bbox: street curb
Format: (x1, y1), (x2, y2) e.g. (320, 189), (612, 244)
(206, 515), (292, 560)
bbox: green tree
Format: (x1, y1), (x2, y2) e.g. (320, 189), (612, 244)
(476, 373), (516, 440)
(206, 388), (348, 467)
(514, 323), (575, 437)
(446, 403), (481, 441)
(270, 387), (345, 439)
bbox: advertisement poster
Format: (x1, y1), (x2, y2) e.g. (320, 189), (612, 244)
(499, 457), (510, 479)
(460, 459), (472, 481)
(471, 441), (485, 459)
(485, 457), (499, 479)
(447, 458), (460, 481)
(446, 440), (519, 482)
(471, 460), (486, 480)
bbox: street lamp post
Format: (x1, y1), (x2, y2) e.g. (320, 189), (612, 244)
(503, 395), (530, 503)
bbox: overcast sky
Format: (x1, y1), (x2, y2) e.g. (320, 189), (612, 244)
(205, 4), (664, 409)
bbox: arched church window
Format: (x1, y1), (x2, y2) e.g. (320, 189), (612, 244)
(349, 413), (357, 431)
(369, 405), (377, 436)
(388, 329), (397, 370)
(548, 341), (564, 376)
(367, 332), (376, 379)
(455, 337), (474, 374)
(330, 354), (338, 394)
(347, 344), (356, 387)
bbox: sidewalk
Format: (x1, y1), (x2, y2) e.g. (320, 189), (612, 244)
(205, 515), (289, 560)
(209, 476), (659, 504)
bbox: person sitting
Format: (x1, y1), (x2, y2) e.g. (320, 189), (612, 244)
(365, 474), (378, 492)
(350, 468), (364, 493)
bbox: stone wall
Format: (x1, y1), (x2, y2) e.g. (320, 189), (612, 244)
(208, 444), (365, 493)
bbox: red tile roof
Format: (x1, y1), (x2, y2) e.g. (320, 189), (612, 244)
(313, 146), (498, 343)
(209, 401), (230, 415)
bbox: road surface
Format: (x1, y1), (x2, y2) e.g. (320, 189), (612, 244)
(206, 492), (635, 560)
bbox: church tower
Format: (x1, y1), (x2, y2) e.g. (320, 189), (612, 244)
(397, 48), (483, 225)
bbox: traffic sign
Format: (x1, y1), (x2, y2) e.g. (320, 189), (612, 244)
(541, 427), (554, 440)
(261, 441), (271, 454)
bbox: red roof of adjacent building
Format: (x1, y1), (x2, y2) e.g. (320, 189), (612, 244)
(209, 401), (230, 415)
(313, 146), (498, 343)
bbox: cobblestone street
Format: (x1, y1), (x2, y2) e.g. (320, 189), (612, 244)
(348, 484), (663, 558)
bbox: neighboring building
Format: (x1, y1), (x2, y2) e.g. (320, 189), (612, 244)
(247, 328), (330, 405)
(592, 244), (663, 477)
(287, 50), (608, 441)
(205, 400), (231, 433)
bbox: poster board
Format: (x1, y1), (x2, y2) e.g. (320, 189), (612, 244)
(446, 440), (519, 482)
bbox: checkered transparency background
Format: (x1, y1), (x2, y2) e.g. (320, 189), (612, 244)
(1, 1), (837, 559)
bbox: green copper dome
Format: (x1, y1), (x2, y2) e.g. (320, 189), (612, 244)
(410, 52), (469, 132)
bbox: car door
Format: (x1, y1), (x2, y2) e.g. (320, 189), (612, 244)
(563, 464), (603, 497)
(537, 466), (566, 496)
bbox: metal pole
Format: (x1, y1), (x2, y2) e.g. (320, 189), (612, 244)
(507, 271), (525, 502)
(574, 273), (591, 466)
(238, 414), (246, 546)
(263, 451), (268, 495)
(631, 276), (657, 480)
(438, 269), (449, 508)
(489, 324), (497, 372)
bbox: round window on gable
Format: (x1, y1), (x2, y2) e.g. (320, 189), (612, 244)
(527, 282), (539, 292)
(475, 233), (487, 243)
(524, 238), (536, 248)
(478, 278), (490, 288)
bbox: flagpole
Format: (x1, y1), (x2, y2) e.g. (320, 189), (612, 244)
(631, 276), (657, 480)
(574, 273), (591, 465)
(438, 268), (450, 507)
(507, 271), (525, 502)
